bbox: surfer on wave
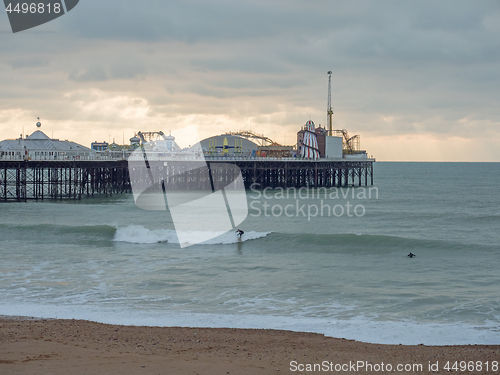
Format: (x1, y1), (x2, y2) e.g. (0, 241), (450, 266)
(407, 252), (416, 258)
(236, 229), (244, 239)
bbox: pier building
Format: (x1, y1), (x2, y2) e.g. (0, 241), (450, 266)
(0, 120), (96, 161)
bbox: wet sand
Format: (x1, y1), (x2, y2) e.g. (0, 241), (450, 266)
(1, 317), (498, 374)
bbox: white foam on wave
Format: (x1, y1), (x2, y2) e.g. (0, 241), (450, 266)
(1, 303), (499, 346)
(113, 225), (175, 244)
(113, 225), (271, 245)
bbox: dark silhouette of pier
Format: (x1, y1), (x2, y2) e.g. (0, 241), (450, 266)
(0, 160), (130, 201)
(0, 159), (374, 201)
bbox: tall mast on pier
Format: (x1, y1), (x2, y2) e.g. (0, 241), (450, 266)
(327, 71), (333, 136)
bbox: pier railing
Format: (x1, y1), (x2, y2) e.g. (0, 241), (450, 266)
(0, 152), (373, 162)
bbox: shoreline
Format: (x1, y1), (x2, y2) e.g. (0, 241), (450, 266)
(1, 317), (499, 374)
(2, 309), (498, 346)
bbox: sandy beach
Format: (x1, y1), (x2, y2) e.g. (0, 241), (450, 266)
(0, 317), (498, 374)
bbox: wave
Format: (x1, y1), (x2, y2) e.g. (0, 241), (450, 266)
(0, 223), (271, 246)
(0, 223), (117, 241)
(261, 232), (476, 253)
(0, 223), (481, 251)
(113, 225), (272, 245)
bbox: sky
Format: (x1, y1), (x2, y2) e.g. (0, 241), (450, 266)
(1, 0), (500, 161)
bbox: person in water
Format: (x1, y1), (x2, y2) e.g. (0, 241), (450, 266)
(407, 252), (416, 258)
(236, 229), (244, 239)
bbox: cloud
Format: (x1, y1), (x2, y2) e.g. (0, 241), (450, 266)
(109, 61), (146, 79)
(5, 58), (50, 69)
(69, 66), (108, 82)
(1, 0), (500, 160)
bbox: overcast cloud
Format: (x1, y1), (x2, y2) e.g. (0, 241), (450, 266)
(1, 0), (500, 160)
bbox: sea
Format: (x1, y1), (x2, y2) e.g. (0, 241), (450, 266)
(1, 162), (499, 345)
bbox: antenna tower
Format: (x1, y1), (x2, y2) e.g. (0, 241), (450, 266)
(327, 71), (333, 136)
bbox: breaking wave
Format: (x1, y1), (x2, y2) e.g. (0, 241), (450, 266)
(113, 225), (271, 245)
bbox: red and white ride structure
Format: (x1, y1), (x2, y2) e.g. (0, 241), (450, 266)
(300, 120), (320, 159)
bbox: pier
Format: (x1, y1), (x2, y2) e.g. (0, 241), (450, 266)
(1, 158), (373, 202)
(225, 158), (374, 189)
(0, 160), (130, 202)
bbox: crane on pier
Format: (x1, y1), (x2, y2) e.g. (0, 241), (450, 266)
(327, 71), (333, 136)
(327, 71), (362, 155)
